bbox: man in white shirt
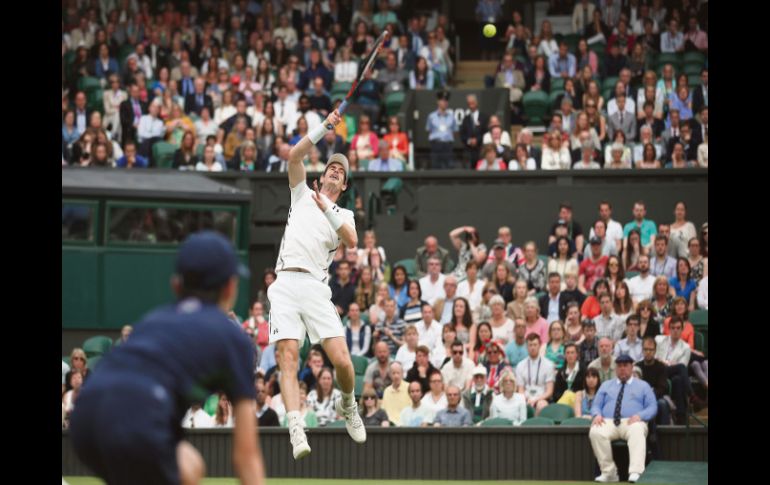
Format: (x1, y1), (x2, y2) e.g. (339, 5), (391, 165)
(456, 261), (485, 320)
(399, 381), (432, 426)
(655, 317), (691, 424)
(419, 256), (446, 305)
(440, 340), (475, 391)
(420, 369), (448, 423)
(613, 315), (643, 362)
(181, 404), (214, 428)
(415, 304), (442, 350)
(515, 334), (555, 416)
(660, 19), (684, 53)
(588, 200), (623, 254)
(626, 255), (655, 305)
(274, 84), (299, 136)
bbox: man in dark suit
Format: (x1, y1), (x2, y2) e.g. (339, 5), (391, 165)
(119, 83), (147, 145)
(220, 97), (253, 135)
(184, 77), (214, 116)
(691, 68), (708, 115)
(317, 130), (347, 161)
(73, 91), (91, 136)
(636, 101), (665, 141)
(460, 94), (489, 169)
(539, 273), (572, 322)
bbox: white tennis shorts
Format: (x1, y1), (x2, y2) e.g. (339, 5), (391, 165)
(267, 270), (345, 344)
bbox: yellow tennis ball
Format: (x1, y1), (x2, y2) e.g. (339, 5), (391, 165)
(483, 24), (496, 38)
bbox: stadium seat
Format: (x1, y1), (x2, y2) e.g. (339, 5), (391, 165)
(204, 393), (219, 416)
(480, 417), (513, 426)
(331, 82), (353, 96)
(625, 271), (639, 279)
(602, 76), (619, 92)
(683, 64), (703, 79)
(77, 76), (102, 93)
(327, 420), (347, 427)
(82, 335), (113, 358)
(344, 114), (357, 143)
(522, 417), (556, 426)
(563, 34), (580, 53)
(88, 355), (102, 371)
(527, 405), (535, 419)
(550, 78), (565, 93)
(538, 254), (549, 266)
(694, 331), (705, 353)
(87, 89), (104, 113)
(560, 417), (592, 426)
(682, 52), (706, 68)
(588, 43), (605, 57)
(549, 90), (565, 110)
(522, 90), (549, 125)
(354, 374), (365, 398)
(385, 91), (406, 117)
(152, 141), (177, 169)
(351, 355), (369, 376)
(656, 53), (681, 68)
(690, 310), (708, 327)
(62, 356), (71, 366)
(393, 258), (418, 279)
(539, 403), (575, 423)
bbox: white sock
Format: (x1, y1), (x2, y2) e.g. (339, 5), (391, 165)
(342, 391), (355, 407)
(287, 410), (302, 429)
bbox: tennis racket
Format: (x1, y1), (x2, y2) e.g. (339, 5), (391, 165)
(325, 30), (390, 130)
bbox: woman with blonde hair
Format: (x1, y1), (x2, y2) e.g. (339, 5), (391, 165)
(506, 280), (530, 321)
(489, 369), (527, 425)
(67, 348), (90, 386)
(488, 294), (514, 344)
(368, 282), (391, 324)
(650, 275), (674, 323)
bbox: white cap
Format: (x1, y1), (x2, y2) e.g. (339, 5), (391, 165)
(472, 364), (487, 376)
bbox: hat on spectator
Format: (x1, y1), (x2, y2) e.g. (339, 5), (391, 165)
(615, 354), (634, 364)
(492, 239), (506, 249)
(486, 339), (505, 353)
(472, 365), (487, 377)
(581, 318), (596, 327)
(556, 219), (568, 227)
(589, 236), (602, 245)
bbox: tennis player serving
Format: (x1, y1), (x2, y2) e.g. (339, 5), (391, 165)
(269, 109), (366, 460)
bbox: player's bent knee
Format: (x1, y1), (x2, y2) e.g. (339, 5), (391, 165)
(177, 441), (205, 485)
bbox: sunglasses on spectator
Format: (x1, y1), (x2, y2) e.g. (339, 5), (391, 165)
(364, 396), (376, 401)
(72, 356), (85, 361)
(452, 350), (463, 355)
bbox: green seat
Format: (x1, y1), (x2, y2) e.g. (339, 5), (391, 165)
(62, 356), (71, 366)
(656, 53), (681, 68)
(87, 89), (104, 113)
(204, 394), (219, 416)
(687, 77), (700, 89)
(539, 403), (575, 423)
(64, 50), (76, 68)
(683, 64), (703, 78)
(588, 43), (605, 57)
(344, 114), (357, 143)
(118, 44), (136, 66)
(351, 355), (369, 376)
(522, 417), (556, 426)
(690, 310), (708, 327)
(683, 52), (706, 67)
(385, 91), (406, 116)
(381, 177), (403, 195)
(480, 417), (513, 426)
(77, 76), (102, 93)
(625, 271), (639, 279)
(299, 336), (311, 362)
(538, 254), (549, 265)
(527, 405), (535, 419)
(549, 89), (565, 109)
(82, 335), (113, 358)
(694, 331), (705, 353)
(563, 34), (580, 53)
(354, 374), (365, 398)
(602, 87), (614, 105)
(358, 158), (369, 170)
(327, 420), (348, 427)
(535, 291), (546, 301)
(88, 355), (102, 371)
(522, 90), (550, 125)
(331, 82), (353, 96)
(393, 258), (418, 279)
(560, 417), (592, 426)
(152, 141), (177, 169)
(550, 78), (565, 93)
(331, 91), (347, 103)
(602, 76), (619, 91)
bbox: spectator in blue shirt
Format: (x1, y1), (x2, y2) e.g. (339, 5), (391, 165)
(589, 354), (657, 483)
(115, 140), (149, 168)
(426, 90), (458, 169)
(368, 141), (405, 171)
(433, 385), (473, 426)
(549, 41), (577, 79)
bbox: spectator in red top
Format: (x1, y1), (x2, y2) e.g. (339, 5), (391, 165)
(579, 237), (609, 293)
(382, 116), (409, 162)
(350, 114), (380, 165)
(607, 18), (636, 56)
(475, 144), (507, 171)
(581, 279), (611, 320)
(243, 301), (270, 352)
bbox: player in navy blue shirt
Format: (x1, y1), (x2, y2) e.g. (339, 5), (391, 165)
(70, 231), (265, 485)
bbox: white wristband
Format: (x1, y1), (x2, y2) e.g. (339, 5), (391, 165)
(309, 123), (329, 144)
(324, 205), (344, 231)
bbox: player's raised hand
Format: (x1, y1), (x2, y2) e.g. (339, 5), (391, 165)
(324, 109), (342, 129)
(311, 179), (328, 211)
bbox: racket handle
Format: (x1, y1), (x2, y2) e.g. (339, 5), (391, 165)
(325, 100), (349, 130)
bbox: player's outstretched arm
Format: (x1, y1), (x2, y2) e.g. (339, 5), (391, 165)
(288, 110), (342, 188)
(232, 400), (266, 485)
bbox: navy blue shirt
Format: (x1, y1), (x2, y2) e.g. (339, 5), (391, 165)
(90, 298), (257, 422)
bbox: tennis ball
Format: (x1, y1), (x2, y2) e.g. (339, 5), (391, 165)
(483, 24), (496, 38)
